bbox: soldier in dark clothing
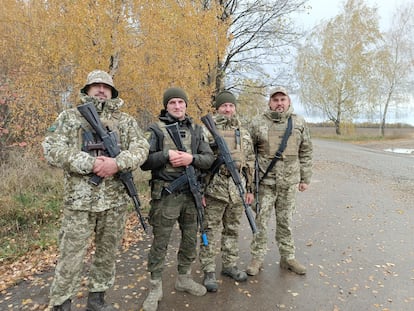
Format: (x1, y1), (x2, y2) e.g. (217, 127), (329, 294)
(140, 87), (214, 311)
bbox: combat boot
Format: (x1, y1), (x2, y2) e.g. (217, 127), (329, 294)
(142, 279), (163, 311)
(52, 299), (71, 311)
(203, 272), (218, 292)
(175, 272), (207, 296)
(246, 259), (263, 276)
(280, 257), (307, 275)
(86, 292), (116, 311)
(221, 266), (248, 282)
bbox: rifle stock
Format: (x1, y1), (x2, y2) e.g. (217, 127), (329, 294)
(77, 102), (148, 233)
(201, 114), (258, 234)
(165, 123), (209, 246)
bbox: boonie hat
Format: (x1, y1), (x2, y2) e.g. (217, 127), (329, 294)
(81, 70), (119, 98)
(269, 86), (288, 98)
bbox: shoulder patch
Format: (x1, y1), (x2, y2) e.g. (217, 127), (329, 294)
(47, 124), (57, 132)
(144, 131), (152, 142)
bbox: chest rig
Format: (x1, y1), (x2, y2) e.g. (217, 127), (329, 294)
(218, 128), (243, 169)
(158, 121), (193, 174)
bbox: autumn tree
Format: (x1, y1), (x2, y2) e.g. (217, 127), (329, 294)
(208, 0), (307, 94)
(1, 0), (134, 146)
(369, 2), (414, 136)
(122, 0), (228, 120)
(236, 79), (267, 120)
(296, 0), (382, 135)
(0, 0), (230, 146)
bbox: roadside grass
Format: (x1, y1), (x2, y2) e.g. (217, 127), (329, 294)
(310, 124), (414, 143)
(0, 148), (150, 266)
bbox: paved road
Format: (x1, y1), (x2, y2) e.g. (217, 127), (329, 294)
(1, 139), (414, 311)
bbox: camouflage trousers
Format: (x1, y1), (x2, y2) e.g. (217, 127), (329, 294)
(199, 195), (244, 272)
(250, 183), (297, 261)
(49, 205), (127, 306)
(147, 192), (198, 279)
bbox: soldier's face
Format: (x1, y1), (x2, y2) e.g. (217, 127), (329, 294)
(87, 83), (112, 100)
(217, 102), (236, 118)
(269, 93), (290, 112)
(167, 98), (187, 120)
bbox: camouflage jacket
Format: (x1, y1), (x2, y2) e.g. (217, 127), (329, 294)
(204, 114), (255, 203)
(250, 106), (313, 187)
(42, 94), (149, 212)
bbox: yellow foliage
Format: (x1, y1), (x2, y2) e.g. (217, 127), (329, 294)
(0, 0), (229, 144)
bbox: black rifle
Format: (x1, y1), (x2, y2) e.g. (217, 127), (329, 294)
(77, 102), (148, 233)
(165, 122), (209, 246)
(201, 114), (258, 234)
(254, 146), (260, 214)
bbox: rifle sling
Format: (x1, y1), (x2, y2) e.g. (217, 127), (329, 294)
(260, 116), (292, 182)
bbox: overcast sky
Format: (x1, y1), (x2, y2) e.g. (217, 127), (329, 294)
(291, 0), (414, 125)
(298, 0), (411, 31)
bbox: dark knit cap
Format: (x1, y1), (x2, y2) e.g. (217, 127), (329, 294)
(214, 90), (236, 109)
(163, 87), (188, 108)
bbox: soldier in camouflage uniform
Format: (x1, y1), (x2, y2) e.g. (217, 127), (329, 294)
(140, 87), (214, 311)
(246, 86), (312, 276)
(198, 90), (254, 292)
(42, 70), (149, 311)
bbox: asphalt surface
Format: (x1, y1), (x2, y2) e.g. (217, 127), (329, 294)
(1, 139), (414, 311)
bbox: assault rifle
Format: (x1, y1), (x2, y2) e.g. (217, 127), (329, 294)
(254, 146), (260, 214)
(165, 123), (209, 246)
(201, 114), (258, 234)
(77, 102), (148, 233)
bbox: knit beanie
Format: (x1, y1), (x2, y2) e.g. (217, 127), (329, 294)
(163, 87), (188, 108)
(214, 90), (236, 109)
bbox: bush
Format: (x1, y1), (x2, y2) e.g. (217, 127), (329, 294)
(0, 148), (63, 263)
(0, 147), (151, 264)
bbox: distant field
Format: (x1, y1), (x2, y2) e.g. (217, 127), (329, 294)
(309, 126), (414, 139)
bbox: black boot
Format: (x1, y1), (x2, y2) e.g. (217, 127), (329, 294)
(86, 292), (116, 311)
(52, 299), (71, 311)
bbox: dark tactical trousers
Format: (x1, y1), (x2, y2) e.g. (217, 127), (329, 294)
(147, 192), (198, 279)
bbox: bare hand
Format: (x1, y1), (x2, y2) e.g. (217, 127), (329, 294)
(169, 150), (193, 167)
(245, 192), (254, 205)
(298, 182), (308, 192)
(93, 156), (119, 178)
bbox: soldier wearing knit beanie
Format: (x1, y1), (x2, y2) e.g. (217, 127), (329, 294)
(163, 87), (188, 108)
(213, 90), (236, 110)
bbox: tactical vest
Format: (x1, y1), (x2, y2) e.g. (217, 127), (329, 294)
(158, 121), (193, 174)
(79, 111), (121, 156)
(219, 128), (243, 169)
(265, 119), (298, 159)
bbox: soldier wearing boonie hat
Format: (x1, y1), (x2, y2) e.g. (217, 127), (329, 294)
(81, 70), (119, 99)
(43, 70), (149, 311)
